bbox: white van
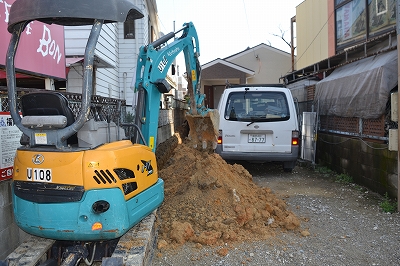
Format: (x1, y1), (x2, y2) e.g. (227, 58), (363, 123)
(215, 85), (299, 172)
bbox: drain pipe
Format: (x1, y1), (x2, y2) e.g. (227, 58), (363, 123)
(123, 72), (127, 100)
(133, 0), (140, 108)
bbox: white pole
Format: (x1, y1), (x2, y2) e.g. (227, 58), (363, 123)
(397, 0), (400, 212)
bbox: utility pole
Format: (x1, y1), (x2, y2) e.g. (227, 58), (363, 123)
(290, 16), (296, 72)
(397, 0), (400, 212)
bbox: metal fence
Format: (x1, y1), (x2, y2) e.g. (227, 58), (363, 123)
(0, 87), (190, 144)
(0, 88), (128, 125)
(297, 103), (396, 142)
(297, 86), (397, 142)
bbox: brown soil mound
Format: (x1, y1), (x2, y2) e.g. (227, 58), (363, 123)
(156, 135), (300, 249)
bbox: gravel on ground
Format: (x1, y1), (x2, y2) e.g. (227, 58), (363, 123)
(152, 159), (400, 266)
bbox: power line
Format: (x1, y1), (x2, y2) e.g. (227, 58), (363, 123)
(156, 0), (176, 33)
(242, 0), (257, 59)
(319, 136), (388, 150)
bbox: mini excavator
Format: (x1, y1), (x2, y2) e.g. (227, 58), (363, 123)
(5, 0), (218, 264)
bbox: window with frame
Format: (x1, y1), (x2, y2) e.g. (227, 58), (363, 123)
(124, 20), (135, 39)
(224, 91), (290, 122)
(336, 0), (367, 48)
(335, 0), (396, 50)
(369, 0), (396, 36)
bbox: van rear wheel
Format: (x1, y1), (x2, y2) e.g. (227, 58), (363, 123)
(283, 161), (296, 172)
(283, 167), (293, 172)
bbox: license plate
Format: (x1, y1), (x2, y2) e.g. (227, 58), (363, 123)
(248, 134), (266, 143)
(27, 168), (52, 182)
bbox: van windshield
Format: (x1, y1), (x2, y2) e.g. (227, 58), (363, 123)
(224, 91), (290, 122)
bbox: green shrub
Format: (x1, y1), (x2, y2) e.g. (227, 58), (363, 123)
(316, 166), (333, 175)
(335, 173), (353, 184)
(380, 192), (398, 213)
(125, 111), (134, 123)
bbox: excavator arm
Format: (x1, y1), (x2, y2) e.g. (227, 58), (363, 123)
(134, 22), (219, 152)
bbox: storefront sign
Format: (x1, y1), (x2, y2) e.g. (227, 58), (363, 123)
(0, 0), (66, 79)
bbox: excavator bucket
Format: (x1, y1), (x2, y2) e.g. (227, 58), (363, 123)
(186, 109), (220, 152)
(184, 75), (219, 152)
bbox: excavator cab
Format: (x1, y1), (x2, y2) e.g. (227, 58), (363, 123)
(6, 0), (164, 242)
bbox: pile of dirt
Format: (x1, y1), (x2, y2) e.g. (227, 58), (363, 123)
(155, 134), (300, 249)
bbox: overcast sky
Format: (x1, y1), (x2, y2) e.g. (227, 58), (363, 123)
(156, 0), (304, 67)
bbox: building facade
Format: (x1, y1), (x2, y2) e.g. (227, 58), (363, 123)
(201, 44), (293, 108)
(285, 0), (398, 198)
(66, 0), (161, 109)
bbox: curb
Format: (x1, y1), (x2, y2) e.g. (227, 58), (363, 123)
(4, 211), (158, 266)
(104, 210), (158, 266)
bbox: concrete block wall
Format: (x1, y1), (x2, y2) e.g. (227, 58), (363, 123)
(157, 108), (186, 145)
(0, 180), (28, 260)
(157, 124), (174, 146)
(317, 133), (398, 198)
(157, 109), (174, 145)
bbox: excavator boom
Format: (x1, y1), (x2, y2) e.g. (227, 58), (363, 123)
(134, 22), (219, 152)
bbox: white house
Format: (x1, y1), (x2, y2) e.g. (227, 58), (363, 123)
(201, 43), (293, 108)
(65, 0), (161, 109)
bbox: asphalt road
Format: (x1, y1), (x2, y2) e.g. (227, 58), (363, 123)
(151, 162), (400, 266)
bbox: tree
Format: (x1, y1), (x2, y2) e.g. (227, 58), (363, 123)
(271, 26), (296, 51)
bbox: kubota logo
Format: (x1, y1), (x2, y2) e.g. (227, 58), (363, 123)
(32, 154), (45, 165)
(158, 55), (168, 73)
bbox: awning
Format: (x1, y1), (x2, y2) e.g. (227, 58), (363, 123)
(66, 57), (84, 67)
(65, 56), (114, 68)
(315, 49), (398, 119)
(0, 69), (33, 79)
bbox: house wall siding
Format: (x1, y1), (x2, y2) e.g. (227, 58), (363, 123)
(227, 45), (291, 84)
(65, 0), (160, 105)
(65, 23), (119, 96)
(67, 65), (84, 93)
(96, 67), (119, 98)
(96, 23), (118, 68)
(202, 63), (247, 84)
(64, 25), (91, 56)
(96, 23), (119, 97)
(118, 0), (148, 109)
(296, 0), (329, 69)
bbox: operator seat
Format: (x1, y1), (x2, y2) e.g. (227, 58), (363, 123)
(20, 92), (78, 145)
